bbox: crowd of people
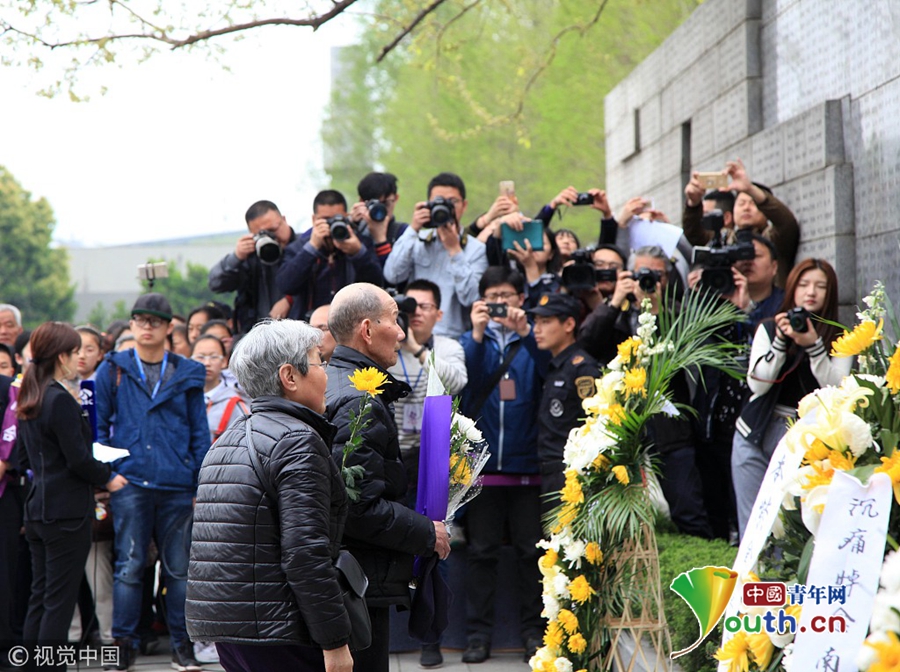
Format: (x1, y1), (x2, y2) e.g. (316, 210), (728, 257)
(0, 158), (852, 671)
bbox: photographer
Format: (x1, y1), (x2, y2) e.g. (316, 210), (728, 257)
(574, 244), (633, 366)
(733, 259), (848, 537)
(350, 172), (408, 269)
(532, 186), (620, 246)
(383, 173), (488, 339)
(736, 235), (785, 334)
(682, 159), (799, 286)
(208, 201), (296, 334)
(277, 190), (384, 319)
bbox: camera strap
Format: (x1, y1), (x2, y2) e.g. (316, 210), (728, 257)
(469, 340), (522, 418)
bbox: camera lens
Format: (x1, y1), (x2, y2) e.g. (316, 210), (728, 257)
(254, 233), (282, 266)
(430, 204), (451, 225)
(367, 200), (388, 223)
(328, 216), (351, 242)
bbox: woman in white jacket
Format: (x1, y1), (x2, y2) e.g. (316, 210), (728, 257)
(732, 258), (850, 537)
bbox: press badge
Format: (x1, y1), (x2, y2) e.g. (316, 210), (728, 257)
(402, 402), (423, 432)
(499, 377), (517, 401)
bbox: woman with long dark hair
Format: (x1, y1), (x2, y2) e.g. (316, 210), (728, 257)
(17, 322), (126, 658)
(732, 258), (849, 537)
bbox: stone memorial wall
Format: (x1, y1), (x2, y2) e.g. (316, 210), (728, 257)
(605, 0), (900, 303)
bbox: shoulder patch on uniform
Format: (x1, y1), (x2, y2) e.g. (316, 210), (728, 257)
(575, 376), (596, 399)
(539, 295), (550, 306)
(571, 355), (584, 365)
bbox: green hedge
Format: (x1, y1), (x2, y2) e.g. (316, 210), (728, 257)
(657, 532), (738, 672)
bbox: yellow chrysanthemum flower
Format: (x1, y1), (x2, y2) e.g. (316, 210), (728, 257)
(449, 453), (472, 485)
(592, 453), (611, 471)
(617, 337), (642, 363)
(540, 548), (558, 571)
(543, 621), (564, 652)
(866, 630), (900, 671)
(827, 449), (856, 471)
(560, 469), (584, 505)
(887, 344), (900, 394)
(348, 367), (388, 395)
(552, 503), (578, 533)
(568, 575), (596, 604)
(801, 461), (833, 490)
(568, 633), (587, 654)
(584, 542), (603, 565)
(875, 452), (900, 503)
(803, 438), (830, 463)
(746, 633), (774, 669)
(623, 367), (647, 397)
(714, 631), (750, 672)
(831, 318), (883, 357)
(557, 609), (579, 635)
(612, 465), (630, 486)
(600, 403), (626, 425)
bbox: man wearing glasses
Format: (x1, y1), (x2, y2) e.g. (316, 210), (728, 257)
(383, 172), (488, 338)
(350, 172), (409, 273)
(95, 293), (210, 672)
(576, 243), (634, 366)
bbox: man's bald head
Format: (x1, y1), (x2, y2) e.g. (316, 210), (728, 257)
(329, 283), (392, 344)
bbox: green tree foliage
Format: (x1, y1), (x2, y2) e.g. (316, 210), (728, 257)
(0, 166), (75, 327)
(85, 300), (130, 330)
(139, 259), (233, 320)
(324, 0), (699, 243)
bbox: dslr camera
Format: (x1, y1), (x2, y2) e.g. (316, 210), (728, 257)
(327, 215), (353, 242)
(253, 231), (282, 265)
(787, 306), (811, 333)
(423, 196), (454, 228)
(691, 209), (754, 295)
(366, 199), (388, 223)
(561, 248), (617, 291)
(631, 267), (662, 293)
(390, 291), (418, 338)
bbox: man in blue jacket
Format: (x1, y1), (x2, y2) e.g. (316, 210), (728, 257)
(95, 293), (210, 672)
(459, 267), (548, 664)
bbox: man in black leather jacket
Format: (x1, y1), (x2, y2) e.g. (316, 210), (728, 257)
(325, 283), (451, 672)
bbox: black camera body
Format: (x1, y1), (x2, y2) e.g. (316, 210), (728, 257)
(632, 267), (661, 293)
(692, 209), (754, 295)
(787, 306), (811, 333)
(424, 196), (454, 228)
(391, 292), (418, 338)
(366, 199), (388, 223)
(327, 215), (353, 242)
(561, 248), (614, 291)
(253, 231), (282, 265)
(574, 192), (594, 206)
(486, 303), (508, 318)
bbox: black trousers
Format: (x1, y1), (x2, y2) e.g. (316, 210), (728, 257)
(348, 605), (390, 672)
(0, 485), (24, 652)
(656, 446), (713, 539)
(464, 486), (543, 644)
(217, 642), (326, 672)
(23, 517), (92, 653)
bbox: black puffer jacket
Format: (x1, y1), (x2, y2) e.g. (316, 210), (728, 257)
(325, 346), (435, 608)
(186, 396), (350, 650)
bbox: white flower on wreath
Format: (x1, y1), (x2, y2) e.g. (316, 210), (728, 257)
(880, 549), (900, 593)
(542, 592), (561, 622)
(452, 413), (483, 444)
(554, 657), (574, 672)
(857, 631), (890, 671)
(800, 485), (829, 536)
(563, 539), (586, 568)
(782, 643), (794, 672)
(551, 573), (570, 599)
(869, 590), (900, 634)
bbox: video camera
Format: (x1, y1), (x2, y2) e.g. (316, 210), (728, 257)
(423, 196), (454, 228)
(326, 215), (353, 242)
(561, 248), (617, 291)
(389, 290), (418, 338)
(691, 209), (754, 295)
(253, 231), (282, 265)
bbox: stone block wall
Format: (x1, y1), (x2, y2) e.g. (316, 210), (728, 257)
(604, 0), (900, 306)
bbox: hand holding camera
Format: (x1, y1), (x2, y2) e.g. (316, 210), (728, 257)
(327, 215), (362, 256)
(609, 270), (636, 309)
(435, 219), (463, 256)
(234, 234), (258, 261)
(775, 308), (818, 347)
(588, 189), (613, 218)
(550, 186), (579, 209)
(309, 217), (333, 250)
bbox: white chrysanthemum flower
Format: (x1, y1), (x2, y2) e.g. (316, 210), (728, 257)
(869, 591), (900, 633)
(554, 657), (573, 672)
(880, 550), (900, 592)
(563, 539), (586, 568)
(839, 412), (874, 456)
(781, 643), (794, 672)
(856, 632), (886, 671)
(541, 593), (560, 622)
(552, 573), (570, 598)
(452, 413), (483, 444)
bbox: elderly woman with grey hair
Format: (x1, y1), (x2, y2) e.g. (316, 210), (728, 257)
(185, 319), (353, 672)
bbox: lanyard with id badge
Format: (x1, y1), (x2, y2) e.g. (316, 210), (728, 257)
(399, 352), (425, 433)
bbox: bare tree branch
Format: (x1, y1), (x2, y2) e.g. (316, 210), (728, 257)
(376, 0), (450, 63)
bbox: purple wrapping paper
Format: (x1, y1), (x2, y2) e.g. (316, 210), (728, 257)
(415, 395), (452, 522)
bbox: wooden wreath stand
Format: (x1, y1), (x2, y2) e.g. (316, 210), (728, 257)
(595, 523), (673, 672)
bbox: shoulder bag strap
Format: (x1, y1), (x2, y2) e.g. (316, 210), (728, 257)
(468, 339), (523, 418)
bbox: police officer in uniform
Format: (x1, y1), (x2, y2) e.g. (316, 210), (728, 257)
(528, 294), (600, 508)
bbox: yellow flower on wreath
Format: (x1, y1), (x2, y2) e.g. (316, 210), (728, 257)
(592, 453), (611, 471)
(568, 575), (595, 604)
(539, 548), (558, 572)
(568, 633), (587, 655)
(875, 451), (900, 504)
(866, 630), (900, 672)
(831, 318), (883, 357)
(553, 503), (578, 533)
(887, 343), (900, 394)
(714, 630), (750, 672)
(584, 542), (603, 565)
(557, 609), (579, 634)
(348, 367), (388, 395)
(543, 620), (565, 652)
(623, 367), (647, 397)
(560, 469), (584, 505)
(746, 632), (774, 669)
(600, 403), (626, 425)
(612, 465), (630, 486)
(617, 337), (642, 363)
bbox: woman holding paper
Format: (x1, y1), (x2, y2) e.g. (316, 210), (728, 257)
(16, 322), (127, 656)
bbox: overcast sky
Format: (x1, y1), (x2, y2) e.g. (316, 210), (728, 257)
(2, 20), (355, 247)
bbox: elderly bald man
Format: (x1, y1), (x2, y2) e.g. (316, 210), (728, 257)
(325, 283), (451, 672)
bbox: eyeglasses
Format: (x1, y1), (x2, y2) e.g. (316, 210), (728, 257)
(594, 261), (622, 270)
(132, 315), (167, 329)
(307, 361), (328, 369)
(415, 302), (438, 312)
(483, 292), (517, 302)
(193, 354), (225, 363)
